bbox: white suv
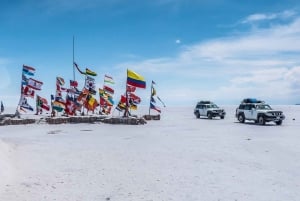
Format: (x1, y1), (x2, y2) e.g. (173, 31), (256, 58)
(235, 99), (285, 125)
(194, 101), (226, 119)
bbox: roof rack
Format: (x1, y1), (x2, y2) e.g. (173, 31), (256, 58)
(199, 100), (213, 104)
(242, 98), (264, 103)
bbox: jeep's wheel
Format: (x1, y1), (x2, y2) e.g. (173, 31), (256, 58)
(238, 114), (245, 123)
(207, 112), (212, 119)
(220, 116), (225, 119)
(258, 116), (265, 125)
(195, 112), (200, 119)
(276, 120), (282, 125)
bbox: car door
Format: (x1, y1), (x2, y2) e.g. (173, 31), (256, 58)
(243, 104), (253, 119)
(199, 105), (205, 116)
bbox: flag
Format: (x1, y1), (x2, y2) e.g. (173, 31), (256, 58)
(103, 85), (114, 95)
(152, 80), (156, 85)
(151, 96), (156, 103)
(22, 74), (28, 85)
(23, 86), (35, 98)
(86, 68), (97, 76)
(127, 69), (146, 89)
(126, 84), (136, 93)
(22, 65), (35, 76)
(129, 93), (141, 104)
(27, 78), (43, 90)
(151, 87), (157, 96)
(56, 77), (65, 86)
(150, 102), (161, 113)
(104, 75), (115, 84)
(70, 80), (78, 87)
(19, 96), (34, 111)
(85, 76), (95, 90)
(65, 96), (76, 115)
(52, 101), (65, 112)
(37, 95), (50, 111)
(1, 101), (4, 113)
(86, 96), (98, 111)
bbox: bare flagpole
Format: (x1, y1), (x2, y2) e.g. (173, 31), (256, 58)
(73, 35), (75, 81)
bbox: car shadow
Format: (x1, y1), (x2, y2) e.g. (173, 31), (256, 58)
(233, 121), (276, 126)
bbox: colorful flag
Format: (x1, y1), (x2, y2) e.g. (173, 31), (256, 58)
(0, 101), (3, 113)
(127, 69), (146, 89)
(22, 74), (28, 85)
(37, 95), (50, 111)
(86, 96), (98, 111)
(103, 85), (114, 95)
(56, 77), (65, 86)
(104, 75), (115, 84)
(23, 86), (35, 98)
(151, 87), (157, 96)
(19, 96), (34, 111)
(150, 102), (161, 113)
(70, 80), (78, 87)
(86, 68), (97, 76)
(126, 84), (136, 93)
(22, 65), (35, 76)
(85, 76), (95, 90)
(129, 93), (141, 104)
(27, 78), (43, 90)
(52, 101), (65, 112)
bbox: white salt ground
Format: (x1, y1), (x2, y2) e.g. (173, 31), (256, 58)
(0, 106), (300, 201)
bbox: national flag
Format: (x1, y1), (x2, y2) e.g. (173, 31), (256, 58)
(150, 102), (161, 113)
(104, 74), (115, 84)
(85, 76), (95, 90)
(151, 96), (156, 103)
(22, 74), (28, 85)
(126, 84), (136, 93)
(127, 69), (146, 89)
(65, 95), (76, 115)
(86, 96), (98, 111)
(151, 87), (157, 96)
(27, 78), (43, 90)
(19, 96), (34, 111)
(85, 68), (97, 76)
(103, 85), (114, 95)
(130, 103), (137, 110)
(52, 101), (65, 112)
(70, 80), (78, 87)
(22, 65), (35, 76)
(23, 86), (35, 98)
(77, 88), (89, 103)
(37, 95), (50, 111)
(56, 77), (65, 86)
(0, 101), (3, 113)
(129, 93), (141, 104)
(51, 94), (55, 101)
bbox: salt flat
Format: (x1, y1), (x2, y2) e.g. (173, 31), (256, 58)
(1, 106), (300, 201)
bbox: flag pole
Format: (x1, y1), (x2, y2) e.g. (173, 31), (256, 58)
(73, 35), (75, 81)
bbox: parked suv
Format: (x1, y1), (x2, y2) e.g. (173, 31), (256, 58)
(194, 101), (226, 119)
(235, 98), (285, 125)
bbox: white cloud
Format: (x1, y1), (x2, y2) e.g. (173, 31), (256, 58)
(242, 10), (296, 24)
(175, 39), (181, 44)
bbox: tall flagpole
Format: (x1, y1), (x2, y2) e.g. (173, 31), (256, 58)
(73, 36), (75, 81)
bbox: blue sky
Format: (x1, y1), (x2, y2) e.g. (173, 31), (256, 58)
(1, 0), (300, 107)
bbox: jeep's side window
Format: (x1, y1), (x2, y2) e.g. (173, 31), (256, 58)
(239, 105), (245, 109)
(196, 104), (201, 109)
(244, 105), (251, 110)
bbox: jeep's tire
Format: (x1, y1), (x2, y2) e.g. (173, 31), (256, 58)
(276, 120), (282, 125)
(220, 116), (225, 119)
(238, 113), (245, 123)
(207, 112), (212, 119)
(258, 116), (265, 125)
(195, 112), (200, 119)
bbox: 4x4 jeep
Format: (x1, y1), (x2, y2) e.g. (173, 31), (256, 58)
(194, 101), (226, 119)
(235, 98), (285, 125)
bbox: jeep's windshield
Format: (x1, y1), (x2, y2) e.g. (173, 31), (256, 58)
(256, 104), (272, 110)
(207, 104), (218, 108)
